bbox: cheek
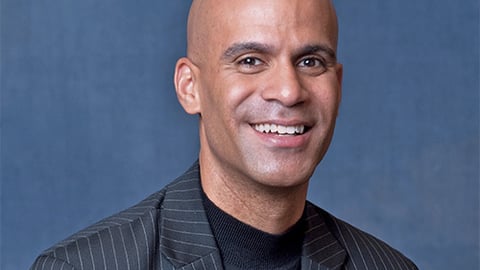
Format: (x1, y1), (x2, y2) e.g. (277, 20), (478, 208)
(309, 76), (341, 115)
(225, 75), (259, 103)
(198, 75), (255, 133)
(320, 90), (340, 115)
(209, 76), (259, 116)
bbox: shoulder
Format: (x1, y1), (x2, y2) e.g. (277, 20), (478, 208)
(306, 202), (418, 270)
(31, 188), (167, 269)
(31, 162), (200, 270)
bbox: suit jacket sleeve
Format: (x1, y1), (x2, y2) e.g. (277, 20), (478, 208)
(31, 255), (76, 270)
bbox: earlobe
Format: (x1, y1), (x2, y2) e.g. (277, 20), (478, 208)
(174, 57), (201, 115)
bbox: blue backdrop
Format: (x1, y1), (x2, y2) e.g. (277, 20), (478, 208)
(1, 1), (478, 269)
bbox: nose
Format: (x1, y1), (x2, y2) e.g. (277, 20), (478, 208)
(261, 64), (306, 107)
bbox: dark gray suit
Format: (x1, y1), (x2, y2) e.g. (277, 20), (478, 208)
(31, 162), (418, 270)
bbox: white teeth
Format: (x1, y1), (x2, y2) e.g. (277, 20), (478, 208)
(253, 124), (306, 135)
(270, 124), (278, 133)
(286, 126), (295, 134)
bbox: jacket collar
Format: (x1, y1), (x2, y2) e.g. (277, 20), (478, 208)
(301, 203), (347, 269)
(159, 162), (346, 269)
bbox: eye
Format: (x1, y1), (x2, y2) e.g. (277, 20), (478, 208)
(235, 56), (267, 74)
(297, 56), (328, 75)
(298, 57), (326, 68)
(238, 57), (263, 66)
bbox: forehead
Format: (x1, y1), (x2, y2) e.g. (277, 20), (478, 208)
(204, 0), (337, 50)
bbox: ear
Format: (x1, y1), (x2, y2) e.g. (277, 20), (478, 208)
(335, 63), (343, 105)
(174, 57), (201, 115)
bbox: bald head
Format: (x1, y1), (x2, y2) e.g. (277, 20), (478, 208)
(174, 0), (344, 213)
(186, 0), (339, 65)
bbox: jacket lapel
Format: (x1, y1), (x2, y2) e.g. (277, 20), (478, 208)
(301, 203), (347, 270)
(159, 162), (224, 270)
(158, 162), (346, 270)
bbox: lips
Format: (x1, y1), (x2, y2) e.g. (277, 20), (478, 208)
(252, 123), (306, 135)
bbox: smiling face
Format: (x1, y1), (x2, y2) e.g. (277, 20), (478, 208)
(175, 0), (342, 189)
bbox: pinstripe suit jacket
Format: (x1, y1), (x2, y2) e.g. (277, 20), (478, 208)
(31, 162), (418, 270)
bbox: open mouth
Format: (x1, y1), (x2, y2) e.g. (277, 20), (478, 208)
(252, 123), (309, 135)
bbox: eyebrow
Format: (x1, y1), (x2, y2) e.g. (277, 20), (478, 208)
(293, 44), (337, 61)
(221, 42), (274, 60)
(221, 42), (337, 61)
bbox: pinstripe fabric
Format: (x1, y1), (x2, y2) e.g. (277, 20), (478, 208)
(31, 162), (417, 270)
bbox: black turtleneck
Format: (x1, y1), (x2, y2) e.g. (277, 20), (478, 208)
(202, 191), (305, 270)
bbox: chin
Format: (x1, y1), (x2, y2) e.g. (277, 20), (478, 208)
(251, 166), (315, 189)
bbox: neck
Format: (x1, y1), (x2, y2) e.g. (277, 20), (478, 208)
(202, 190), (305, 269)
(199, 155), (308, 235)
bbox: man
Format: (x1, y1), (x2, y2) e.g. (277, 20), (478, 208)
(32, 0), (418, 269)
